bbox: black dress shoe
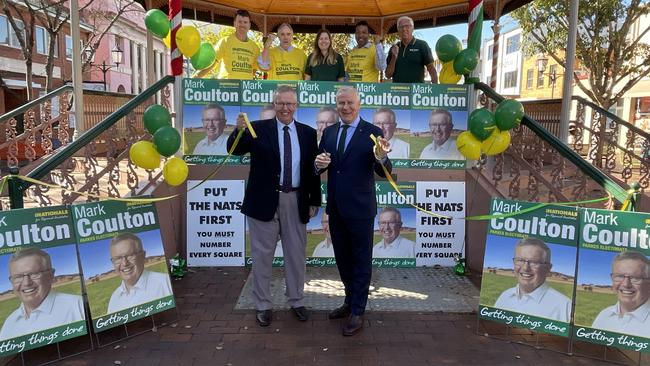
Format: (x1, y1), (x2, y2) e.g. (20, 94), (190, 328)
(256, 310), (272, 327)
(328, 304), (351, 319)
(342, 314), (363, 336)
(291, 306), (309, 321)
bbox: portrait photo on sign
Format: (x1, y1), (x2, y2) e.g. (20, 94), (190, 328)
(0, 245), (85, 341)
(307, 210), (334, 258)
(409, 109), (468, 160)
(372, 208), (416, 259)
(77, 229), (173, 318)
(183, 103), (240, 155)
(362, 108), (411, 160)
(574, 249), (650, 339)
(480, 235), (576, 323)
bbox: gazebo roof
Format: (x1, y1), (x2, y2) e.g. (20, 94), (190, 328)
(141, 0), (531, 34)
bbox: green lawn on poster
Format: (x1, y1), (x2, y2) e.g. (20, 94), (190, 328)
(574, 289), (617, 327)
(480, 272), (574, 308)
(0, 280), (83, 325)
(184, 128), (236, 155)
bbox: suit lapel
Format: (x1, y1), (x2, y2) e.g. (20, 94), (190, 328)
(341, 119), (365, 162)
(267, 119), (281, 166)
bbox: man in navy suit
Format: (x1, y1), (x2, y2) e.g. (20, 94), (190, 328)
(227, 85), (321, 327)
(315, 86), (392, 336)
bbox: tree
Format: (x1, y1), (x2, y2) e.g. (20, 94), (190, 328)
(512, 0), (650, 110)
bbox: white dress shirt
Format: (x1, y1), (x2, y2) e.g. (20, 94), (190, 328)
(277, 120), (301, 188)
(312, 240), (335, 257)
(274, 240), (283, 257)
(192, 134), (229, 155)
(592, 300), (650, 337)
(372, 236), (416, 258)
(388, 136), (410, 159)
(0, 291), (85, 340)
(494, 283), (571, 322)
(419, 138), (464, 160)
(107, 270), (173, 314)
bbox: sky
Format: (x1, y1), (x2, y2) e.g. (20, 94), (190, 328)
(415, 16), (519, 51)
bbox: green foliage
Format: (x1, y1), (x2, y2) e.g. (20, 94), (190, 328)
(511, 0), (650, 109)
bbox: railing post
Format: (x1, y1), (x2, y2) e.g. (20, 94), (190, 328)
(8, 166), (24, 209)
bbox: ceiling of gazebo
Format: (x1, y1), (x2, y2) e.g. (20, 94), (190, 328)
(142, 0), (531, 34)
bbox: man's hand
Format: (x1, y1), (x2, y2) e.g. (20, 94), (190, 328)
(265, 34), (277, 48)
(374, 137), (391, 160)
(236, 113), (247, 129)
(315, 152), (331, 170)
(309, 206), (319, 218)
(390, 44), (399, 58)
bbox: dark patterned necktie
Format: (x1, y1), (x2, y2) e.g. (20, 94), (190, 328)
(337, 124), (349, 159)
(282, 125), (291, 191)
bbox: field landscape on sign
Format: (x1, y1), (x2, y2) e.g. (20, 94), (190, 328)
(480, 271), (574, 308)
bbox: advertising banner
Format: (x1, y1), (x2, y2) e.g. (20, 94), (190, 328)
(73, 201), (175, 332)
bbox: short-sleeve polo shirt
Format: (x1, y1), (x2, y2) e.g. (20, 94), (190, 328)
(386, 38), (434, 83)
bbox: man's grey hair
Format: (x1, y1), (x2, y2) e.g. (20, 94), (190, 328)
(110, 232), (143, 251)
(379, 207), (402, 223)
(429, 109), (452, 125)
(375, 108), (396, 124)
(273, 85), (297, 101)
(277, 23), (293, 33)
(612, 251), (650, 277)
(515, 237), (551, 263)
(318, 106), (337, 116)
(396, 16), (414, 28)
(204, 103), (225, 115)
(336, 86), (360, 101)
(9, 248), (53, 271)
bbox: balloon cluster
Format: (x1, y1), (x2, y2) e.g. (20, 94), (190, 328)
(435, 35), (479, 84)
(144, 9), (215, 70)
(456, 100), (525, 159)
(129, 104), (189, 186)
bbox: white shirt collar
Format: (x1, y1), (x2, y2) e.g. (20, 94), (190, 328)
(608, 300), (650, 321)
(116, 270), (150, 295)
(512, 282), (551, 303)
(276, 119), (296, 130)
(17, 290), (56, 319)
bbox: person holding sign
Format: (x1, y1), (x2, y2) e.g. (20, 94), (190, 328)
(592, 251), (650, 337)
(304, 29), (345, 82)
(195, 9), (260, 79)
(193, 104), (229, 155)
(312, 213), (334, 257)
(228, 86), (321, 327)
(315, 86), (392, 336)
(385, 16), (437, 83)
(0, 248), (84, 340)
(419, 109), (463, 160)
(494, 238), (571, 322)
(373, 208), (415, 258)
(345, 21), (386, 82)
(373, 108), (409, 159)
(259, 23), (307, 80)
(107, 233), (173, 314)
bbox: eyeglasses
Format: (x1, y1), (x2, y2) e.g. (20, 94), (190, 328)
(273, 102), (297, 108)
(202, 118), (226, 123)
(9, 269), (51, 284)
(429, 123), (451, 129)
(110, 251), (143, 264)
(513, 257), (548, 268)
(379, 221), (401, 226)
(611, 273), (649, 285)
(397, 23), (414, 30)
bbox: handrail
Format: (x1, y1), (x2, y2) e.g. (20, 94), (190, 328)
(0, 85), (73, 124)
(473, 82), (629, 204)
(24, 75), (175, 186)
(572, 95), (650, 141)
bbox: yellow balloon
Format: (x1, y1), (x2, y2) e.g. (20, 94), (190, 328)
(440, 61), (462, 84)
(482, 129), (511, 156)
(130, 141), (161, 170)
(456, 131), (482, 160)
(163, 32), (171, 48)
(175, 26), (200, 57)
(163, 157), (189, 186)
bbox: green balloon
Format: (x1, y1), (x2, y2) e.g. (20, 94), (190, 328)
(495, 99), (525, 130)
(435, 35), (463, 63)
(153, 126), (181, 157)
(453, 48), (479, 75)
(145, 9), (170, 38)
(190, 43), (216, 70)
(143, 104), (171, 135)
(468, 108), (496, 141)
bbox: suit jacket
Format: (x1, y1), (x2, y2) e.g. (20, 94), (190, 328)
(227, 118), (321, 224)
(319, 118), (392, 220)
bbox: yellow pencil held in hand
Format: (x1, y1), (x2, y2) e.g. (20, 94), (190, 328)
(242, 112), (257, 138)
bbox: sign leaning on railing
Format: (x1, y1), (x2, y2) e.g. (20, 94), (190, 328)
(0, 206), (87, 357)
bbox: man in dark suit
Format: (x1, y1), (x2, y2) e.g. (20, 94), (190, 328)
(227, 85), (321, 327)
(315, 86), (392, 336)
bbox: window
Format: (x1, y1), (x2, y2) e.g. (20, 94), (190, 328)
(487, 45), (493, 60)
(548, 64), (558, 86)
(0, 15), (8, 45)
(506, 34), (520, 54)
(36, 26), (46, 54)
(9, 18), (24, 48)
(526, 69), (533, 89)
(537, 70), (544, 88)
(65, 35), (72, 60)
(504, 70), (518, 88)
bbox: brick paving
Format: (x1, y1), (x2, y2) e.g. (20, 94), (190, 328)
(7, 267), (646, 365)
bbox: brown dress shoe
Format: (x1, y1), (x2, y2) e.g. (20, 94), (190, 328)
(342, 314), (363, 336)
(256, 310), (272, 327)
(328, 304), (351, 319)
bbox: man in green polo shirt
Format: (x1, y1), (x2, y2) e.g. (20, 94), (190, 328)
(385, 16), (437, 84)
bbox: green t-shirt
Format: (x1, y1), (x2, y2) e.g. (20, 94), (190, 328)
(305, 53), (345, 81)
(386, 38), (434, 83)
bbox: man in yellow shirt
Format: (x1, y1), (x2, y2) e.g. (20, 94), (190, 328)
(196, 9), (260, 79)
(259, 23), (307, 80)
(345, 21), (386, 82)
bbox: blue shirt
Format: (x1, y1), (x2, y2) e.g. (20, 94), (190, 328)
(277, 119), (301, 188)
(335, 117), (360, 154)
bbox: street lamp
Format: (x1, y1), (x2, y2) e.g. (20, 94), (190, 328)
(84, 44), (123, 91)
(536, 54), (562, 98)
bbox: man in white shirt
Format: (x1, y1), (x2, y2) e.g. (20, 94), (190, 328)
(312, 213), (335, 257)
(419, 109), (463, 160)
(192, 104), (229, 155)
(494, 238), (571, 322)
(592, 251), (650, 337)
(372, 207), (415, 258)
(107, 233), (173, 314)
(373, 108), (409, 159)
(0, 248), (84, 340)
